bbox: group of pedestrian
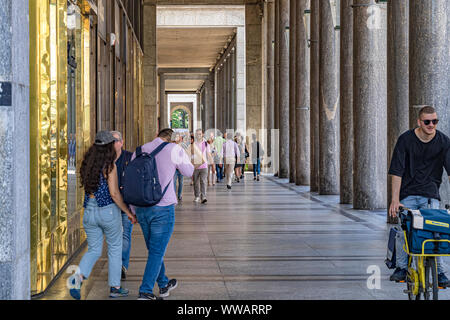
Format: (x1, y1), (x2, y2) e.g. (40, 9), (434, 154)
(69, 127), (264, 300)
(71, 128), (194, 300)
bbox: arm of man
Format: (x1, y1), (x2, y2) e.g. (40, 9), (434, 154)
(388, 135), (407, 217)
(176, 144), (195, 177)
(389, 175), (403, 218)
(107, 164), (137, 224)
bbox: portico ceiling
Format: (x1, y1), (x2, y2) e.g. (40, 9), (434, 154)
(157, 27), (235, 68)
(158, 27), (235, 91)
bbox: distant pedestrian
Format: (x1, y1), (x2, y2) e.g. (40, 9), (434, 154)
(222, 132), (240, 190)
(213, 132), (225, 183)
(250, 134), (264, 181)
(192, 129), (212, 204)
(207, 137), (216, 186)
(111, 131), (134, 281)
(172, 133), (184, 201)
(131, 128), (194, 300)
(70, 131), (137, 300)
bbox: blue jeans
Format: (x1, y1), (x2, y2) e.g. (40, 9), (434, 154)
(121, 212), (133, 270)
(396, 195), (446, 273)
(135, 205), (175, 294)
(79, 199), (122, 287)
(216, 164), (223, 181)
(174, 170), (183, 199)
(253, 159), (261, 177)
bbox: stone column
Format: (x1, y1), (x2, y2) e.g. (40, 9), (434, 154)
(410, 0), (450, 206)
(318, 0), (339, 195)
(309, 0), (320, 192)
(221, 65), (226, 132)
(278, 0), (290, 179)
(0, 0), (30, 299)
(274, 0), (280, 132)
(340, 0), (354, 204)
(206, 72), (215, 131)
(295, 0), (310, 186)
(226, 55), (231, 129)
(387, 0), (409, 220)
(196, 92), (201, 130)
(266, 0), (275, 168)
(143, 1), (158, 140)
(245, 4), (263, 135)
(231, 48), (236, 130)
(289, 0), (297, 183)
(353, 0), (387, 209)
(159, 74), (167, 129)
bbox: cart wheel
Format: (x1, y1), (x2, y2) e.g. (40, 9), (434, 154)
(406, 269), (420, 300)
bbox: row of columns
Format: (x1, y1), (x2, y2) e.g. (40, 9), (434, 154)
(216, 45), (237, 134)
(269, 0), (450, 210)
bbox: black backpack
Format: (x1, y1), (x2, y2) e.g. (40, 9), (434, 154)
(121, 142), (170, 207)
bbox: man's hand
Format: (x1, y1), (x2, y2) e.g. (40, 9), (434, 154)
(389, 199), (403, 218)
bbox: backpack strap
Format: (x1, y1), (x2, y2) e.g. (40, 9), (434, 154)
(135, 146), (143, 158)
(149, 142), (170, 158)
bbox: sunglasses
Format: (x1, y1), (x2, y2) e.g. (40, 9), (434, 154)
(421, 119), (439, 126)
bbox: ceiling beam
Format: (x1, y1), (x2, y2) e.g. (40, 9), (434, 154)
(158, 67), (211, 74)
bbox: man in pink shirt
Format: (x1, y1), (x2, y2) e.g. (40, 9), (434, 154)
(131, 128), (194, 300)
(192, 128), (212, 204)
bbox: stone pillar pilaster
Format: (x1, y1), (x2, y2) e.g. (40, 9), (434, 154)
(143, 1), (158, 139)
(278, 0), (290, 179)
(289, 0), (297, 183)
(318, 0), (339, 195)
(159, 74), (167, 129)
(266, 1), (275, 167)
(353, 0), (387, 209)
(339, 0), (354, 204)
(387, 0), (409, 220)
(0, 0), (30, 300)
(246, 4), (263, 134)
(410, 0), (450, 206)
(309, 0), (320, 191)
(295, 0), (311, 186)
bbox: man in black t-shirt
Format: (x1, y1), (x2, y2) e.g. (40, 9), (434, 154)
(388, 106), (450, 286)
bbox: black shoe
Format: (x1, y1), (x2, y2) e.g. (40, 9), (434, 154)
(121, 266), (127, 280)
(159, 279), (178, 298)
(389, 268), (407, 282)
(438, 273), (450, 287)
(257, 176), (260, 181)
(137, 292), (163, 300)
(201, 198), (207, 204)
(254, 177), (257, 181)
(227, 185), (231, 190)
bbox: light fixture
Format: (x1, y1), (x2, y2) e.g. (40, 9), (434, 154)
(284, 26), (289, 46)
(330, 0), (340, 30)
(304, 9), (311, 47)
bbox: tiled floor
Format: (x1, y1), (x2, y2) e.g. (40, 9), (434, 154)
(39, 173), (450, 300)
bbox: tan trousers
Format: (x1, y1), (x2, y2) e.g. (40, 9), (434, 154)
(224, 158), (236, 186)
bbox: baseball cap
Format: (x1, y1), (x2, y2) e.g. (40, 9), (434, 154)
(94, 130), (118, 145)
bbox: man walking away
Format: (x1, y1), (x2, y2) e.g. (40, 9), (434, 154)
(388, 106), (450, 287)
(192, 129), (212, 204)
(222, 132), (240, 190)
(132, 128), (194, 300)
(251, 134), (264, 181)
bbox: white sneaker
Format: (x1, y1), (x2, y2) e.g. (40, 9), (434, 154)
(194, 197), (200, 202)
